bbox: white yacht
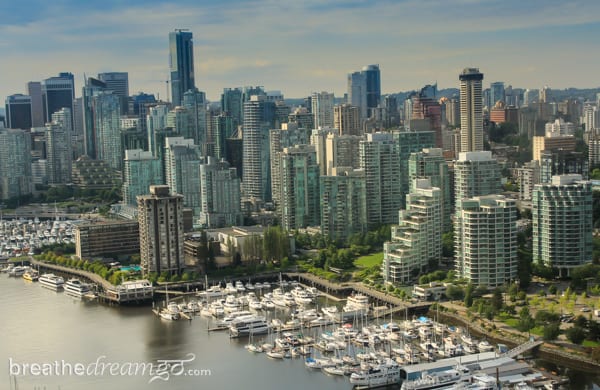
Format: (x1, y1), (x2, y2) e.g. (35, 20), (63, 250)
(64, 278), (91, 297)
(343, 292), (370, 317)
(197, 285), (225, 299)
(400, 366), (471, 390)
(39, 273), (65, 291)
(159, 302), (181, 320)
(349, 359), (401, 388)
(229, 315), (269, 338)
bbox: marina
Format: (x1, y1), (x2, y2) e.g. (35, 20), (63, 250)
(2, 269), (598, 389)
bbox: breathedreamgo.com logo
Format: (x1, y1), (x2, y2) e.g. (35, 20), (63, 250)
(8, 353), (211, 383)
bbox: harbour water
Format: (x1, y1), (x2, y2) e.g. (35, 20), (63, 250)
(2, 275), (600, 389)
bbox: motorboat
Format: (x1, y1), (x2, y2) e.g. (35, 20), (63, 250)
(349, 359), (401, 388)
(400, 366), (471, 390)
(22, 271), (39, 282)
(64, 278), (91, 297)
(39, 273), (65, 291)
(229, 315), (269, 338)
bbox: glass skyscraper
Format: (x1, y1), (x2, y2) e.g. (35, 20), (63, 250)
(169, 30), (195, 107)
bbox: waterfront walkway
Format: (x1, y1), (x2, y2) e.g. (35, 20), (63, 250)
(29, 258), (115, 292)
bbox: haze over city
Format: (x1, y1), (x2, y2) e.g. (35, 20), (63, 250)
(1, 0), (600, 101)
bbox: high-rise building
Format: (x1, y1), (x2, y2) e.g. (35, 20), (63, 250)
(182, 89), (207, 150)
(459, 68), (484, 153)
(453, 151), (501, 210)
(169, 29), (195, 106)
(199, 157), (243, 228)
(545, 118), (574, 137)
(589, 134), (600, 169)
(27, 81), (44, 127)
(146, 104), (170, 157)
(98, 72), (129, 114)
(221, 88), (243, 131)
(347, 64), (381, 120)
(489, 81), (505, 108)
(92, 92), (122, 171)
(310, 127), (337, 176)
(408, 148), (451, 232)
(41, 72), (75, 124)
(532, 175), (592, 277)
(320, 168), (367, 241)
(242, 95), (276, 201)
(288, 107), (314, 130)
(81, 77), (108, 159)
(325, 133), (361, 176)
(0, 128), (33, 200)
(410, 86), (442, 148)
(540, 150), (588, 184)
(360, 132), (402, 226)
(272, 145), (320, 230)
(4, 94), (32, 130)
(516, 160), (540, 201)
(138, 185), (185, 275)
(383, 179), (442, 284)
(393, 129), (436, 209)
(333, 104), (361, 136)
(523, 89), (539, 106)
(164, 137), (203, 217)
(46, 108), (72, 184)
(211, 113), (235, 160)
(311, 92), (335, 129)
(97, 72), (129, 99)
(123, 149), (163, 206)
(455, 195), (517, 287)
(532, 134), (576, 162)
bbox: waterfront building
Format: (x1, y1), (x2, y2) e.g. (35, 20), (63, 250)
(123, 149), (163, 206)
(408, 148), (451, 231)
(0, 128), (33, 200)
(320, 168), (367, 242)
(383, 179), (443, 284)
(532, 175), (592, 277)
(242, 95), (276, 201)
(199, 157), (243, 228)
(71, 156), (120, 190)
(334, 104), (362, 136)
(164, 137), (203, 217)
(75, 221), (140, 260)
(169, 29), (195, 106)
(46, 108), (72, 185)
(272, 145), (320, 230)
(26, 81), (44, 127)
(453, 151), (502, 210)
(455, 195), (517, 287)
(138, 185), (185, 275)
(459, 68), (484, 153)
(41, 72), (75, 124)
(5, 94), (32, 130)
(360, 132), (402, 226)
(311, 91), (335, 129)
(540, 150), (588, 184)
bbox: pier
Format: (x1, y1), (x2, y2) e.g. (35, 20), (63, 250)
(29, 258), (153, 304)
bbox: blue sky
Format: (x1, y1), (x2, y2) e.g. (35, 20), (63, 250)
(1, 0), (599, 102)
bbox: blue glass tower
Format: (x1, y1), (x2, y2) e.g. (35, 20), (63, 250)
(169, 30), (195, 107)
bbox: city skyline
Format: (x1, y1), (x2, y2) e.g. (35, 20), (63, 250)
(1, 0), (600, 103)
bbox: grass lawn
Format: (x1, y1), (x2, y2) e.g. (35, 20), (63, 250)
(583, 340), (600, 348)
(504, 318), (519, 328)
(354, 252), (383, 268)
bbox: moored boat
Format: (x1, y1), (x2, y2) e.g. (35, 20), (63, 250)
(64, 278), (91, 297)
(39, 273), (65, 291)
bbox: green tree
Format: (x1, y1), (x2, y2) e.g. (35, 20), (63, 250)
(464, 283), (474, 307)
(543, 323), (561, 341)
(442, 231), (454, 258)
(446, 285), (464, 301)
(491, 288), (504, 313)
(566, 326), (586, 344)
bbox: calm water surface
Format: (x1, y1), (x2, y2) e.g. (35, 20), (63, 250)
(0, 276), (349, 390)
